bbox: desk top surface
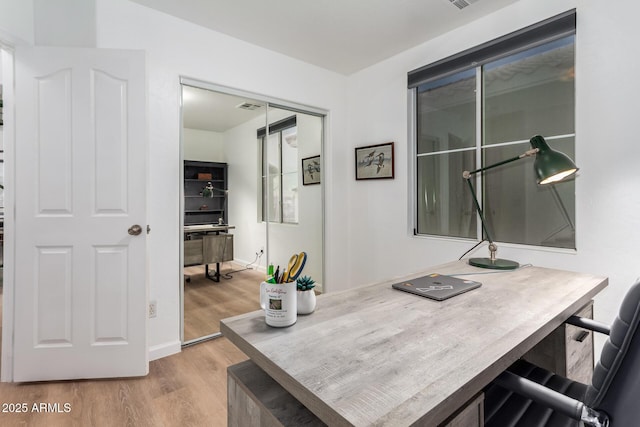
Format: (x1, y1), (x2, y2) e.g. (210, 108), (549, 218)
(221, 260), (607, 427)
(183, 224), (235, 233)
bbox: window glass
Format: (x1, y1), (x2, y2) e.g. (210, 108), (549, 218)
(261, 123), (298, 224)
(483, 136), (575, 248)
(281, 172), (298, 223)
(281, 127), (298, 173)
(484, 37), (575, 146)
(416, 69), (477, 239)
(265, 134), (281, 222)
(417, 150), (476, 238)
(413, 34), (575, 249)
(281, 127), (298, 223)
(417, 69), (476, 154)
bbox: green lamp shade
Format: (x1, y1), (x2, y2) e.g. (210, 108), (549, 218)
(529, 135), (579, 185)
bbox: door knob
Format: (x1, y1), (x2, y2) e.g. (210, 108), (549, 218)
(128, 224), (143, 236)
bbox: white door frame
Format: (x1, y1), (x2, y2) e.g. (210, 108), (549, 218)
(1, 44), (16, 382)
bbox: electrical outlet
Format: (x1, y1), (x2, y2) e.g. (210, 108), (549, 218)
(149, 301), (157, 318)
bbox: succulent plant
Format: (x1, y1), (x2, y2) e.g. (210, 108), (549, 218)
(296, 275), (315, 291)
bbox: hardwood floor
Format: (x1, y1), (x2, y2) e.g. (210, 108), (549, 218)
(183, 263), (263, 342)
(0, 337), (249, 427)
(0, 264), (265, 427)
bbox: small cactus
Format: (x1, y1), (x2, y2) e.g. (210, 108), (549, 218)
(296, 275), (316, 291)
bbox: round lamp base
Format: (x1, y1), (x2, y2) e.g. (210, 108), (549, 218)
(469, 257), (519, 270)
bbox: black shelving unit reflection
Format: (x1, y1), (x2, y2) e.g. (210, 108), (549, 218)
(183, 160), (228, 226)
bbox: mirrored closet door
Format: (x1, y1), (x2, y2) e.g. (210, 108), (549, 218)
(263, 106), (323, 296)
(180, 81), (324, 345)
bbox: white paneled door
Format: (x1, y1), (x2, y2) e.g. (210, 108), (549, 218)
(12, 47), (148, 381)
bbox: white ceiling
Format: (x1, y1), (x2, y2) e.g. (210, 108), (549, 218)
(163, 0), (523, 132)
(182, 85), (300, 132)
(132, 0), (522, 75)
(182, 85), (266, 132)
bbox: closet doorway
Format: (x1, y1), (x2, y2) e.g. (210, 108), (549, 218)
(180, 79), (325, 345)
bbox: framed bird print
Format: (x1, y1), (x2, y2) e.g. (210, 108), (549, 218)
(302, 155), (321, 185)
(355, 142), (394, 180)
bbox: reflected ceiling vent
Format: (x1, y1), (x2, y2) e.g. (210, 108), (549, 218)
(235, 101), (263, 111)
(448, 0), (479, 10)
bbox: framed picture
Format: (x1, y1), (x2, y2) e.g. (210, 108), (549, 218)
(355, 142), (394, 180)
(302, 155), (321, 185)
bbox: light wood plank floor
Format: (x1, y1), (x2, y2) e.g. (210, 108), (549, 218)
(0, 266), (263, 427)
(0, 338), (249, 426)
(183, 263), (263, 342)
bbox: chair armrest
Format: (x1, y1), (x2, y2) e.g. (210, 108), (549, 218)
(494, 370), (584, 420)
(566, 315), (611, 335)
(494, 371), (609, 427)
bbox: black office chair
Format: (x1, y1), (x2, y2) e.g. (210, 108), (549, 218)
(484, 279), (640, 427)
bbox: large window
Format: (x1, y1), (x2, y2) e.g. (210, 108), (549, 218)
(260, 116), (298, 224)
(410, 11), (576, 249)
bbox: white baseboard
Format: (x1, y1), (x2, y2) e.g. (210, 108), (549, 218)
(149, 339), (181, 361)
(232, 258), (266, 274)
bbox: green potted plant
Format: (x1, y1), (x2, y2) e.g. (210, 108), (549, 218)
(296, 275), (316, 314)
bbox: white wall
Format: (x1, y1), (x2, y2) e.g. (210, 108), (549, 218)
(345, 0), (640, 356)
(183, 128), (225, 162)
(0, 0), (34, 44)
(34, 0), (95, 47)
(1, 0), (95, 46)
(94, 0), (348, 358)
(224, 113), (267, 268)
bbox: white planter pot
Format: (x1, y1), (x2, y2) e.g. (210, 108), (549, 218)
(297, 290), (316, 314)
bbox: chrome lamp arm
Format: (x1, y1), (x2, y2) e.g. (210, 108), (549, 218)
(202, 181), (228, 198)
(462, 148), (538, 179)
(461, 148), (539, 269)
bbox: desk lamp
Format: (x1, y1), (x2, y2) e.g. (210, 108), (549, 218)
(462, 135), (578, 270)
(201, 182), (228, 198)
(202, 182), (229, 224)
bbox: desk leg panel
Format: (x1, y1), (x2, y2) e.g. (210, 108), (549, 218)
(227, 360), (326, 427)
(436, 393), (484, 427)
(228, 371), (262, 427)
(522, 301), (594, 384)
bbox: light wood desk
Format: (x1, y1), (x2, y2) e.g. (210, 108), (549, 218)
(221, 261), (607, 426)
(183, 224), (234, 282)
